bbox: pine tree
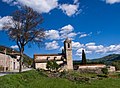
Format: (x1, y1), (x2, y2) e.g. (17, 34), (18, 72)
(82, 50), (87, 65)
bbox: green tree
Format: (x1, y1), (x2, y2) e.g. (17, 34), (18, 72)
(53, 60), (59, 71)
(46, 61), (52, 71)
(81, 50), (87, 65)
(46, 60), (59, 72)
(112, 60), (120, 70)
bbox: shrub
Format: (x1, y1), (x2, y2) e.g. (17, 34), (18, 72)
(101, 68), (108, 75)
(97, 74), (108, 78)
(46, 60), (59, 72)
(112, 61), (120, 70)
(0, 66), (4, 71)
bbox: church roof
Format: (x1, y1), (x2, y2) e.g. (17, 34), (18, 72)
(34, 53), (64, 56)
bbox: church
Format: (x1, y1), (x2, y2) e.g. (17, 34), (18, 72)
(34, 38), (73, 70)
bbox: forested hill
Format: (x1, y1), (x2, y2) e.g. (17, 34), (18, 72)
(73, 54), (120, 65)
(91, 54), (120, 64)
(0, 45), (33, 66)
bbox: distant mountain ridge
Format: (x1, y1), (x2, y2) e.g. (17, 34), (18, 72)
(0, 45), (33, 66)
(92, 54), (120, 64)
(73, 54), (120, 65)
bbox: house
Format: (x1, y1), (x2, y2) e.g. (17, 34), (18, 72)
(34, 38), (73, 70)
(0, 52), (19, 71)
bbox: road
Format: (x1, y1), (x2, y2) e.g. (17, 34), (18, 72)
(0, 68), (33, 77)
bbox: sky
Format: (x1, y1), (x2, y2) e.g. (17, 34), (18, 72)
(0, 0), (120, 60)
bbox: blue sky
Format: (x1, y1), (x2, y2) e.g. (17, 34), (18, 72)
(0, 0), (120, 60)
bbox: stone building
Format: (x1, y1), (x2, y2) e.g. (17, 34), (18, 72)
(107, 66), (116, 72)
(0, 52), (19, 71)
(34, 38), (73, 70)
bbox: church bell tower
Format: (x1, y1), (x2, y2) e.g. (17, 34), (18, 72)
(64, 38), (73, 70)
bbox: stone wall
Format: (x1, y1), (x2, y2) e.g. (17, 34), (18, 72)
(107, 66), (116, 72)
(0, 53), (19, 71)
(34, 54), (64, 70)
(77, 64), (106, 74)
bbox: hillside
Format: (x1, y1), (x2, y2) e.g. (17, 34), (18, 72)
(0, 45), (33, 66)
(0, 70), (120, 88)
(92, 54), (120, 65)
(73, 54), (120, 66)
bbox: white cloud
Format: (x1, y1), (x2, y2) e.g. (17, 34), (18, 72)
(0, 16), (13, 30)
(60, 33), (77, 39)
(60, 24), (74, 33)
(59, 3), (79, 17)
(74, 41), (120, 57)
(85, 42), (120, 54)
(85, 42), (96, 46)
(2, 0), (13, 4)
(45, 24), (77, 40)
(79, 32), (92, 38)
(59, 46), (64, 51)
(45, 25), (93, 41)
(2, 0), (80, 16)
(45, 30), (60, 40)
(59, 24), (77, 39)
(76, 48), (92, 54)
(2, 0), (58, 13)
(2, 0), (18, 6)
(76, 48), (92, 57)
(105, 0), (120, 4)
(85, 42), (105, 54)
(67, 32), (77, 38)
(87, 45), (104, 51)
(45, 41), (60, 50)
(18, 0), (58, 13)
(79, 34), (87, 38)
(10, 45), (18, 49)
(74, 0), (79, 4)
(72, 41), (84, 50)
(104, 44), (120, 54)
(75, 48), (84, 56)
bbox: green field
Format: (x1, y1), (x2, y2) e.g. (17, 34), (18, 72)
(0, 70), (120, 88)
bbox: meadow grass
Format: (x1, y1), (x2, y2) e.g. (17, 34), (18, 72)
(0, 70), (120, 88)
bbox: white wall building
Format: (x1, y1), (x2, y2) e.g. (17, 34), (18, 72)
(0, 53), (19, 71)
(34, 38), (73, 70)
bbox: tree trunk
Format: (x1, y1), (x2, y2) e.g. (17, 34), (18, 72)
(19, 56), (22, 72)
(19, 47), (24, 72)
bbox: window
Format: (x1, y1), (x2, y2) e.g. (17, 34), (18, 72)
(54, 57), (57, 60)
(47, 57), (50, 61)
(68, 43), (70, 48)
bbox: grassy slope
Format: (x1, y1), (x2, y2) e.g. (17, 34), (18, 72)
(0, 70), (120, 88)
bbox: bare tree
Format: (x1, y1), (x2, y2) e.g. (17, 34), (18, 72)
(3, 6), (45, 72)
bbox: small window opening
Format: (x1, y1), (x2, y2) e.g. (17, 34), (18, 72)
(47, 57), (50, 61)
(54, 57), (57, 60)
(68, 43), (70, 48)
